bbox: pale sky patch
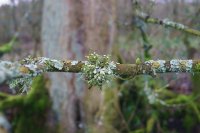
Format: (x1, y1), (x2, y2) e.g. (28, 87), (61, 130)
(0, 0), (11, 5)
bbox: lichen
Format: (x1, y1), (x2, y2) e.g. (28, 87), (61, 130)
(82, 53), (116, 88)
(163, 19), (185, 30)
(170, 60), (180, 72)
(9, 57), (65, 92)
(170, 60), (193, 72)
(8, 77), (33, 92)
(0, 61), (21, 83)
(50, 59), (64, 70)
(157, 60), (166, 72)
(71, 61), (79, 65)
(40, 57), (64, 71)
(145, 60), (166, 74)
(180, 60), (193, 71)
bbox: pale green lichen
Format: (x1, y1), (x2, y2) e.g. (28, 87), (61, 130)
(170, 60), (180, 72)
(163, 19), (185, 30)
(157, 60), (166, 72)
(145, 60), (166, 74)
(8, 76), (33, 93)
(8, 57), (64, 93)
(180, 60), (193, 71)
(136, 58), (142, 65)
(170, 60), (193, 72)
(82, 53), (116, 88)
(51, 60), (64, 70)
(0, 61), (21, 83)
(38, 57), (64, 71)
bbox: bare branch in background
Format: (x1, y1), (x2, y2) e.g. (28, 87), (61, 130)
(136, 11), (200, 37)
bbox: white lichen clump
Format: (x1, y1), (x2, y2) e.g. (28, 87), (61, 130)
(9, 57), (64, 92)
(38, 57), (64, 70)
(145, 60), (166, 73)
(71, 61), (79, 66)
(82, 53), (117, 88)
(170, 59), (193, 72)
(0, 61), (21, 84)
(163, 19), (185, 30)
(156, 60), (166, 72)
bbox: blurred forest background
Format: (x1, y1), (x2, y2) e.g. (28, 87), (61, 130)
(0, 0), (199, 133)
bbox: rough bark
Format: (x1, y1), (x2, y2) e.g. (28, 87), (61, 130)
(42, 0), (85, 132)
(41, 0), (119, 132)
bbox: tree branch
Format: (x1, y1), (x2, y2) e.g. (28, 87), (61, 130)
(0, 56), (200, 84)
(136, 11), (200, 37)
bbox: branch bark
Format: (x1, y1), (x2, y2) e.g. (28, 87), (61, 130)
(136, 11), (200, 37)
(1, 57), (200, 84)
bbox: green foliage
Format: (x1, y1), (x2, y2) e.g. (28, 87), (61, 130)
(12, 76), (50, 133)
(0, 36), (16, 57)
(135, 58), (142, 65)
(194, 63), (200, 72)
(98, 74), (200, 133)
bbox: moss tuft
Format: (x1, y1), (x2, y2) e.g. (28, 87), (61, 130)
(194, 63), (200, 72)
(13, 76), (50, 133)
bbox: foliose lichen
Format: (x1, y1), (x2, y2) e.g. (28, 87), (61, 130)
(145, 60), (166, 75)
(9, 57), (64, 93)
(0, 61), (21, 84)
(37, 57), (64, 71)
(8, 76), (33, 92)
(170, 60), (180, 72)
(82, 53), (117, 88)
(170, 60), (193, 72)
(180, 60), (193, 71)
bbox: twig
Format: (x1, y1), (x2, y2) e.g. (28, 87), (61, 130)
(136, 11), (200, 37)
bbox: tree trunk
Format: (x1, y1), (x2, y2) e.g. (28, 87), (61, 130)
(42, 0), (119, 132)
(42, 0), (86, 132)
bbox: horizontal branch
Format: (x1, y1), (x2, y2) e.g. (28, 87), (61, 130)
(136, 11), (200, 37)
(0, 57), (200, 84)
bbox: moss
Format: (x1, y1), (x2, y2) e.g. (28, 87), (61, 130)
(194, 63), (200, 72)
(13, 76), (50, 133)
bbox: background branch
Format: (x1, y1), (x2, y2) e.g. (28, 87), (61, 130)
(136, 11), (200, 37)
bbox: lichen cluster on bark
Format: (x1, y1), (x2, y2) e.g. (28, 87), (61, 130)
(0, 54), (200, 89)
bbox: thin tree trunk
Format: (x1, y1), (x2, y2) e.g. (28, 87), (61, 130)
(42, 0), (86, 132)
